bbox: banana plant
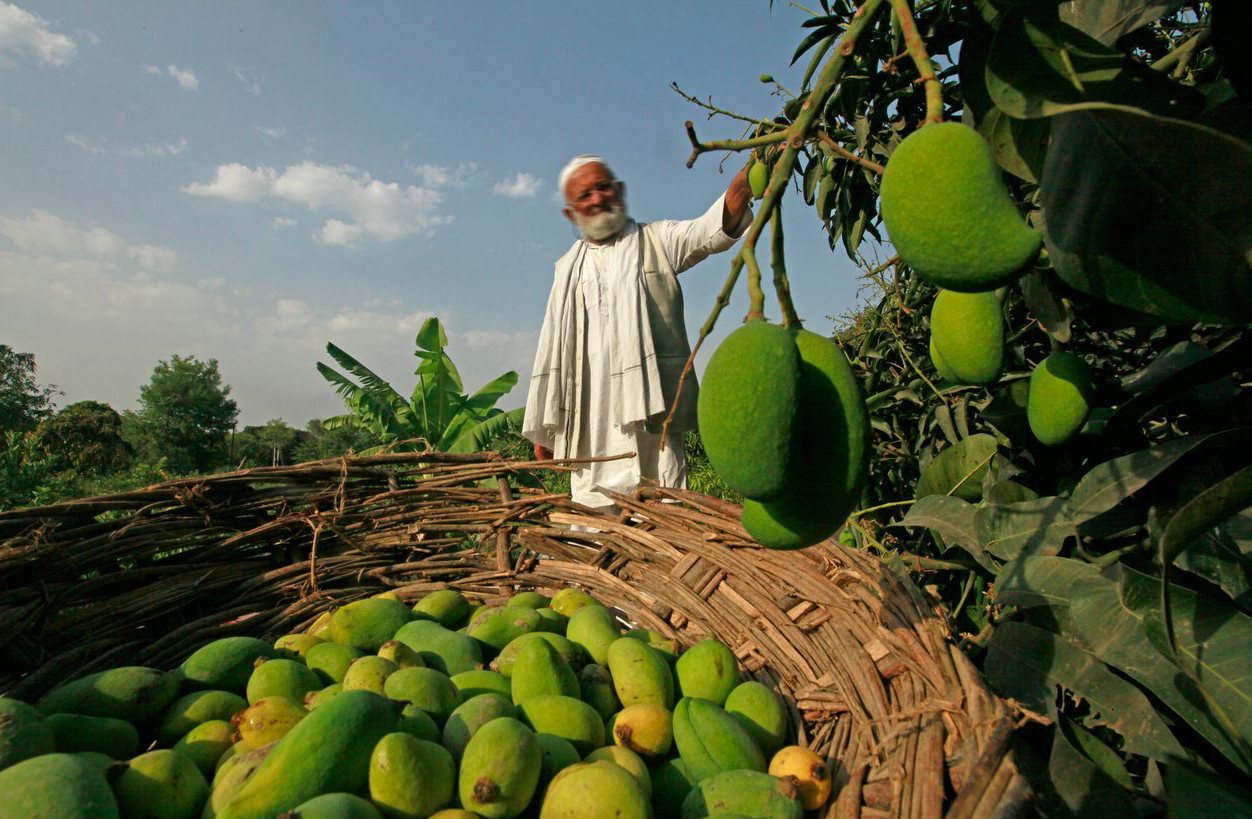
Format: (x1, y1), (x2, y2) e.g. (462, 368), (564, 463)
(316, 317), (524, 454)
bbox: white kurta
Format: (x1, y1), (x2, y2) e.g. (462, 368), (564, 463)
(529, 195), (745, 510)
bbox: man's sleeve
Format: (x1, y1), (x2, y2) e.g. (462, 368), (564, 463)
(653, 193), (752, 275)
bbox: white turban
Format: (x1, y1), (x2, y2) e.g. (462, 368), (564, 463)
(558, 154), (613, 201)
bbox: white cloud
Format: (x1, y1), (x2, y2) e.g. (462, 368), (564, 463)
(232, 66), (261, 95)
(0, 210), (178, 272)
(144, 64), (160, 75)
(271, 216), (296, 230)
(0, 2), (76, 66)
(184, 161), (446, 246)
(409, 162), (477, 188)
(494, 172), (543, 198)
(255, 125), (285, 141)
(166, 63), (199, 90)
(66, 133), (107, 154)
(67, 133), (188, 158)
(127, 244), (178, 272)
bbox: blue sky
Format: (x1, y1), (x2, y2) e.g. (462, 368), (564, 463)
(1, 2), (877, 427)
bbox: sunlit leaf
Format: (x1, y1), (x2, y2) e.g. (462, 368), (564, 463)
(1058, 0), (1187, 45)
(977, 496), (1075, 560)
(915, 433), (998, 501)
(1049, 715), (1138, 817)
(993, 555), (1100, 608)
(895, 494), (994, 569)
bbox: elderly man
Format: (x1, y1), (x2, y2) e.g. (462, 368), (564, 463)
(523, 155), (752, 512)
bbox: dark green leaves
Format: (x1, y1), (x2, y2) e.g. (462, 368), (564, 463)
(915, 433), (998, 501)
(977, 496), (1076, 560)
(1058, 1), (1187, 45)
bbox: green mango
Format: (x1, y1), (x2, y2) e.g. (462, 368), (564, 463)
(36, 666), (181, 724)
(649, 757), (699, 819)
(395, 703), (442, 743)
(534, 607), (568, 634)
(204, 742), (276, 818)
(585, 745), (651, 797)
(329, 598), (413, 652)
(232, 695), (307, 750)
(548, 589), (600, 618)
(341, 655), (400, 695)
(441, 694), (517, 762)
(622, 629), (679, 664)
(304, 642), (365, 685)
(1027, 351), (1095, 446)
(0, 697), (54, 770)
(457, 717), (542, 819)
(112, 749), (208, 819)
(507, 591), (551, 609)
(577, 664), (619, 722)
(412, 589), (471, 628)
(723, 681), (788, 758)
(466, 606), (542, 653)
(0, 752), (118, 819)
(929, 289), (1004, 385)
(511, 637), (580, 703)
(47, 713), (139, 759)
(679, 769), (803, 819)
(674, 640), (739, 706)
(534, 732), (581, 790)
(180, 637), (279, 695)
(492, 632), (587, 676)
(172, 719), (234, 778)
(383, 667), (462, 728)
(368, 733), (456, 819)
(606, 636), (673, 709)
(287, 793), (383, 819)
(272, 634), (322, 660)
(377, 640), (426, 670)
(538, 760), (650, 819)
(880, 121), (1041, 292)
(565, 605), (621, 666)
(213, 690), (397, 819)
(672, 697), (765, 783)
(929, 335), (962, 383)
(392, 619), (484, 675)
(304, 684), (343, 710)
(748, 159), (769, 200)
(517, 694), (605, 755)
(155, 690), (248, 746)
(449, 669), (512, 701)
(245, 659), (321, 705)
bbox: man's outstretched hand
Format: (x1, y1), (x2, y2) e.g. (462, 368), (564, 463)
(534, 443), (553, 460)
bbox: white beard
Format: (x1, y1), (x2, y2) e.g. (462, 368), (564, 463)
(574, 201), (628, 241)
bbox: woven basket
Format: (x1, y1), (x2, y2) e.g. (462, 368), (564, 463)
(0, 452), (1028, 819)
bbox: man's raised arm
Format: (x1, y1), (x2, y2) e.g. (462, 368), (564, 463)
(722, 163), (753, 237)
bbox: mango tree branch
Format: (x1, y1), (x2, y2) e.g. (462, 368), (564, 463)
(684, 122), (788, 169)
(770, 201), (801, 327)
(816, 130), (884, 175)
(670, 82), (784, 129)
(887, 0), (943, 124)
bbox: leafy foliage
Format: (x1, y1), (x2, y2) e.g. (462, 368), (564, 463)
(0, 344), (59, 444)
(123, 354), (240, 474)
(35, 400), (132, 475)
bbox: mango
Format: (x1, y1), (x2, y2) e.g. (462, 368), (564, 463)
(679, 769), (803, 819)
(672, 697), (765, 782)
(342, 656), (400, 695)
(36, 666), (181, 723)
(538, 760), (650, 819)
(517, 694), (605, 755)
(740, 329), (869, 550)
(534, 607), (568, 634)
(205, 742), (276, 818)
(697, 320), (800, 500)
(304, 684), (342, 710)
(231, 695), (307, 750)
(181, 638), (279, 695)
(246, 659), (321, 705)
(724, 681), (787, 758)
(467, 606), (542, 653)
(155, 690), (248, 746)
(173, 719), (234, 778)
(442, 693), (517, 762)
(534, 732), (580, 789)
(383, 667), (462, 727)
(368, 733), (456, 819)
(929, 336), (961, 383)
(768, 745), (832, 810)
(0, 752), (119, 819)
(507, 591), (550, 609)
(880, 121), (1041, 292)
(377, 640), (426, 670)
(412, 589), (471, 627)
(492, 632), (587, 676)
(650, 757), (699, 819)
(607, 636), (674, 709)
(329, 598), (413, 652)
(929, 289), (1003, 385)
(213, 690), (397, 819)
(548, 589), (600, 618)
(305, 612), (333, 638)
(611, 702), (673, 757)
(585, 745), (652, 797)
(112, 748), (208, 819)
(565, 605), (621, 666)
(457, 716), (541, 819)
(47, 712), (139, 758)
(1027, 351), (1095, 446)
(748, 159), (769, 199)
(284, 793), (383, 819)
(396, 704), (442, 743)
(450, 669), (512, 701)
(0, 697), (54, 769)
(623, 629), (679, 663)
(273, 634), (322, 660)
(305, 642), (365, 685)
(675, 640), (739, 705)
(511, 636), (580, 702)
(428, 812), (481, 819)
(392, 620), (484, 675)
(577, 664), (619, 722)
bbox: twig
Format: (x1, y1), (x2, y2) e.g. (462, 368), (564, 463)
(770, 201), (801, 326)
(1151, 26), (1211, 74)
(887, 0), (944, 124)
(670, 82), (783, 129)
(817, 130), (885, 175)
(684, 122), (790, 168)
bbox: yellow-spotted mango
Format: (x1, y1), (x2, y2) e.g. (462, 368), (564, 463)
(611, 702), (673, 757)
(538, 760), (650, 819)
(768, 745), (833, 810)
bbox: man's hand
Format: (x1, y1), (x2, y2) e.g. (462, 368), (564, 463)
(723, 163), (752, 236)
(534, 443), (553, 460)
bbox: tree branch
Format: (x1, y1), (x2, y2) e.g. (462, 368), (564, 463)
(816, 130), (884, 175)
(887, 0), (944, 124)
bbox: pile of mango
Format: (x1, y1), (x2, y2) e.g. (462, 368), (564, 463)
(0, 586), (832, 819)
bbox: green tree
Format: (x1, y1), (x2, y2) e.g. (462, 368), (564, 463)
(125, 354), (239, 473)
(0, 344), (59, 444)
(317, 316), (524, 454)
(291, 418), (377, 463)
(35, 400), (133, 475)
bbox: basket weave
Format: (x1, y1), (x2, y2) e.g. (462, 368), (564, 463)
(0, 452), (1028, 819)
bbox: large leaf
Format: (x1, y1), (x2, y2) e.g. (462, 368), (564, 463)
(444, 406), (525, 454)
(1041, 108), (1252, 325)
(1058, 0), (1187, 45)
(1048, 716), (1138, 818)
(984, 620), (1185, 759)
(323, 343), (408, 411)
(986, 12), (1202, 120)
(994, 555), (1100, 609)
(894, 494), (994, 570)
(977, 496), (1076, 560)
(1165, 757), (1252, 817)
(1070, 565), (1252, 772)
(915, 433), (998, 501)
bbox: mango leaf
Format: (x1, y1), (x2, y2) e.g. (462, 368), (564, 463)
(1058, 714), (1135, 791)
(1049, 716), (1138, 818)
(1165, 757), (1252, 817)
(894, 494), (994, 570)
(1058, 0), (1186, 45)
(986, 13), (1202, 120)
(1171, 527), (1252, 610)
(915, 433), (998, 501)
(985, 479), (1039, 506)
(1120, 341), (1212, 395)
(1041, 108), (1252, 326)
(1022, 270), (1072, 344)
(994, 555), (1100, 608)
(985, 621), (1185, 759)
(1070, 565), (1252, 772)
(977, 496), (1076, 560)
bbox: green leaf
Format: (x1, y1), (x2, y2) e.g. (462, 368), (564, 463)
(977, 496), (1076, 560)
(895, 494), (994, 569)
(985, 479), (1040, 506)
(1058, 0), (1187, 46)
(1070, 565), (1252, 772)
(986, 12), (1203, 120)
(994, 555), (1100, 609)
(1165, 756), (1252, 817)
(984, 620), (1185, 760)
(1057, 714), (1135, 791)
(1120, 341), (1213, 395)
(1048, 716), (1138, 818)
(978, 107), (1052, 183)
(445, 406), (525, 454)
(915, 433), (998, 502)
(415, 316), (448, 353)
(1021, 271), (1072, 344)
(1171, 526), (1252, 610)
(1041, 108), (1252, 325)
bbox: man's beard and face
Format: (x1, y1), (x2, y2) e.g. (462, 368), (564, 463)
(573, 197), (628, 241)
